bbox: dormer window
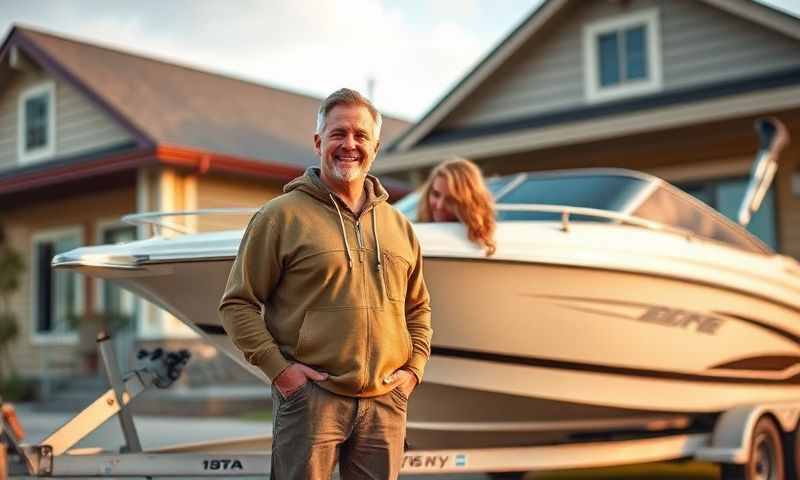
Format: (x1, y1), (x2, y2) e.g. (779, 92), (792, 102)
(584, 9), (662, 103)
(18, 82), (56, 163)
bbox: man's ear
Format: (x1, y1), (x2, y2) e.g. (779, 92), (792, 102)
(374, 140), (381, 155)
(314, 134), (322, 157)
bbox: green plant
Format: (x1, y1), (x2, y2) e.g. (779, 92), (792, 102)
(0, 224), (25, 383)
(0, 375), (35, 402)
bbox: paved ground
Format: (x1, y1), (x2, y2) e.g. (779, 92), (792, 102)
(14, 402), (272, 452)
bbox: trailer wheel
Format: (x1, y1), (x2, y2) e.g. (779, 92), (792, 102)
(784, 422), (800, 480)
(721, 416), (784, 480)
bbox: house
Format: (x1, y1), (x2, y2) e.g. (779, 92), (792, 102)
(0, 25), (410, 387)
(376, 0), (800, 259)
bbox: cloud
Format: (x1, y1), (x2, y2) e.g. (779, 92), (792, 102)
(0, 0), (508, 120)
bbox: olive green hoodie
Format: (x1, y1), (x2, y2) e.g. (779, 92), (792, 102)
(219, 167), (432, 397)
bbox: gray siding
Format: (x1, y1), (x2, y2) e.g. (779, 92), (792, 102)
(441, 0), (800, 130)
(0, 67), (133, 171)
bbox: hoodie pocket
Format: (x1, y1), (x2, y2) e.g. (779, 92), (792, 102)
(382, 250), (410, 302)
(295, 307), (365, 376)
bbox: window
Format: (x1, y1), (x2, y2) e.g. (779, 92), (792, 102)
(97, 224), (138, 329)
(18, 82), (56, 163)
(32, 227), (83, 343)
(96, 223), (138, 368)
(584, 9), (662, 102)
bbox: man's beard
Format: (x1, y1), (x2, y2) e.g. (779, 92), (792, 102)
(333, 162), (366, 182)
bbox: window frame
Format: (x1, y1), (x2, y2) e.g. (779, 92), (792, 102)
(94, 219), (139, 324)
(583, 9), (663, 103)
(17, 81), (56, 164)
(30, 226), (83, 345)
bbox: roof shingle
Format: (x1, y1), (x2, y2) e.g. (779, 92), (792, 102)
(14, 26), (410, 169)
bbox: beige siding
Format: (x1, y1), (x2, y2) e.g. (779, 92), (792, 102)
(3, 186), (136, 378)
(442, 0), (800, 130)
(777, 145), (800, 259)
(195, 175), (284, 232)
(0, 64), (133, 171)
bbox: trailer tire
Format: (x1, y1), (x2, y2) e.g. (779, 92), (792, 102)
(784, 423), (800, 480)
(720, 416), (784, 480)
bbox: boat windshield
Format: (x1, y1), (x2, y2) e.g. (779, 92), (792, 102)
(394, 170), (769, 254)
(395, 172), (649, 221)
(494, 174), (648, 221)
(632, 185), (767, 253)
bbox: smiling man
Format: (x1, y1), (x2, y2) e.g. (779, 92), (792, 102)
(219, 88), (433, 480)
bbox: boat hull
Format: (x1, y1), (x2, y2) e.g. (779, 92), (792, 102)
(62, 247), (800, 448)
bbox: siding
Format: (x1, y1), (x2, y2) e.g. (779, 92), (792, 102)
(195, 175), (283, 232)
(3, 186), (136, 377)
(0, 64), (134, 171)
(441, 0), (800, 130)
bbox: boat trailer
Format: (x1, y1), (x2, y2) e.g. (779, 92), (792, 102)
(3, 333), (800, 479)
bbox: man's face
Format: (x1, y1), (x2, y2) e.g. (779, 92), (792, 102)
(315, 104), (381, 187)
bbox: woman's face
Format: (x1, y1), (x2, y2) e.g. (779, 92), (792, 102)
(428, 175), (458, 222)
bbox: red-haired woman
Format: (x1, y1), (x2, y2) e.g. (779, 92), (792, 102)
(417, 157), (496, 256)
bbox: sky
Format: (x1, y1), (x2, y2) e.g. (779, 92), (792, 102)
(1, 0), (799, 121)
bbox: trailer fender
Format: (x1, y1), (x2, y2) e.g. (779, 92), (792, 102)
(695, 402), (800, 464)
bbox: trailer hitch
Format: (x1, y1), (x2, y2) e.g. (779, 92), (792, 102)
(136, 348), (192, 389)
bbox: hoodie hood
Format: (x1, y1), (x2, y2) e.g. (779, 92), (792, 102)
(284, 167), (389, 211)
(283, 167), (391, 273)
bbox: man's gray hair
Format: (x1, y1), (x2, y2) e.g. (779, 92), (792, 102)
(316, 88), (382, 139)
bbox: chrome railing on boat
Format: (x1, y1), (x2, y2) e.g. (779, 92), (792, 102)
(121, 208), (258, 236)
(121, 204), (694, 240)
(494, 203), (694, 239)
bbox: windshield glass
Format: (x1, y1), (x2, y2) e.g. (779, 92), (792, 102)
(633, 186), (766, 253)
(495, 174), (649, 221)
(393, 169), (767, 254)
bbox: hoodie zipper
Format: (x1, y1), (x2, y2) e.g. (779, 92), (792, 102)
(355, 220), (364, 249)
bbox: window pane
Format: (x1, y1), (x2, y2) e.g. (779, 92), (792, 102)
(25, 94), (49, 150)
(598, 32), (620, 87)
(101, 226), (138, 328)
(36, 235), (82, 335)
(54, 235), (81, 333)
(36, 242), (54, 333)
(625, 26), (648, 80)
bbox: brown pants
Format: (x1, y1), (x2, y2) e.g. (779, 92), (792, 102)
(270, 381), (407, 480)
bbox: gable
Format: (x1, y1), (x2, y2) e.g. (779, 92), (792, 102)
(0, 50), (136, 172)
(435, 0), (800, 137)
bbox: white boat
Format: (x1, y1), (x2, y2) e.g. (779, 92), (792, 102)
(52, 120), (800, 450)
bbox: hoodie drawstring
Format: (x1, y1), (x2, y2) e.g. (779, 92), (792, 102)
(372, 208), (386, 300)
(329, 193), (354, 270)
(328, 194), (386, 299)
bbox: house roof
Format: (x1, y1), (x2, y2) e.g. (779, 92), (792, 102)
(0, 25), (410, 172)
(387, 0), (800, 155)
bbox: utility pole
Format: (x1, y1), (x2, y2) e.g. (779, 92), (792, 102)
(366, 76), (376, 102)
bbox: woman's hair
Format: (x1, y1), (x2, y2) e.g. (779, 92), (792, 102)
(417, 157), (496, 256)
